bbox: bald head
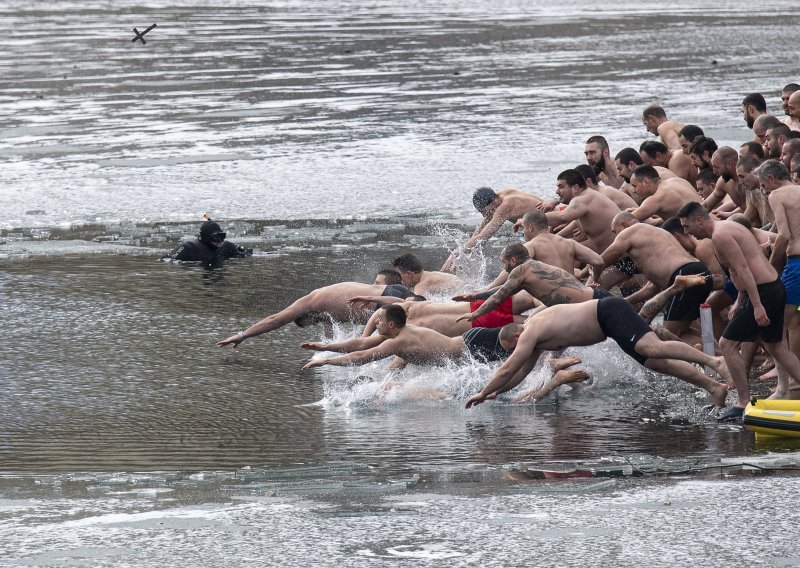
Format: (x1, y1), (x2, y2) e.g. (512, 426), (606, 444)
(522, 209), (549, 230)
(781, 138), (800, 168)
(612, 211), (637, 233)
(789, 91), (800, 119)
(753, 114), (782, 142)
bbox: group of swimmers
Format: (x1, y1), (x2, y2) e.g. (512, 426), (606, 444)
(215, 82), (800, 422)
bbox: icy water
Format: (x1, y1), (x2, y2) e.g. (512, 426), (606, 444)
(2, 0), (800, 566)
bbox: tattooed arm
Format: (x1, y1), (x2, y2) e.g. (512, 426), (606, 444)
(459, 264), (529, 321)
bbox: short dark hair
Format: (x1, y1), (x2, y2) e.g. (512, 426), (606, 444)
(500, 243), (530, 263)
(522, 209), (549, 230)
(632, 165), (660, 181)
(574, 163), (599, 185)
(585, 135), (609, 150)
(689, 136), (718, 158)
(770, 124), (793, 140)
(678, 201), (709, 219)
(615, 147), (643, 165)
(643, 104), (667, 119)
(392, 253), (423, 274)
(678, 124), (704, 141)
(737, 154), (762, 173)
(557, 169), (586, 189)
(472, 186), (498, 211)
(696, 168), (719, 185)
(661, 216), (685, 235)
(742, 93), (767, 113)
(740, 141), (765, 160)
(382, 304), (407, 327)
(729, 213), (753, 230)
(376, 269), (403, 285)
(782, 83), (800, 94)
(639, 140), (669, 159)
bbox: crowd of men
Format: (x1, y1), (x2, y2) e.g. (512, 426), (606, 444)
(218, 83), (800, 422)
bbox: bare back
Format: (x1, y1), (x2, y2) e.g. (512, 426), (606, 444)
(566, 190), (621, 252)
(525, 232), (577, 273)
(636, 178), (701, 221)
(712, 220), (778, 285)
(406, 301), (473, 336)
(388, 324), (467, 364)
(416, 271), (462, 297)
(615, 224), (698, 288)
(596, 186), (638, 210)
(307, 282), (400, 323)
(514, 260), (594, 305)
(658, 120), (685, 150)
(521, 301), (606, 351)
(495, 189), (543, 222)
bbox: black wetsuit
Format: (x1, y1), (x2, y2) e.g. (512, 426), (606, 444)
(163, 240), (251, 264)
(462, 327), (511, 363)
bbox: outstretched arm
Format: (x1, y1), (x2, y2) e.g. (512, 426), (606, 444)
(301, 334), (386, 354)
(303, 341), (399, 369)
(595, 232), (631, 282)
(441, 212), (507, 271)
(573, 240), (604, 274)
(458, 266), (527, 322)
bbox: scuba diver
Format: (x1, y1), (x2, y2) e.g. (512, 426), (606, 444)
(162, 219), (252, 264)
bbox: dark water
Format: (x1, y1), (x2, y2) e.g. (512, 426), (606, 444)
(2, 1), (800, 565)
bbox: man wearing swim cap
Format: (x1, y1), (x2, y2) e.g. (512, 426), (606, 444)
(441, 186), (542, 271)
(162, 219), (252, 264)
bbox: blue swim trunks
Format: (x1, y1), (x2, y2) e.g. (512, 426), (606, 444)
(783, 256), (800, 307)
(724, 277), (738, 301)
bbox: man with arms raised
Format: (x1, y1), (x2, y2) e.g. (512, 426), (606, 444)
(628, 165), (701, 223)
(597, 212), (711, 343)
(679, 202), (800, 419)
(642, 104), (684, 150)
(464, 296), (730, 409)
(442, 186), (542, 271)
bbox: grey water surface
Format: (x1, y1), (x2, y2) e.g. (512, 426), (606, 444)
(2, 1), (800, 566)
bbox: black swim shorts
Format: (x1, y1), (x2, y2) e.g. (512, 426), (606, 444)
(382, 284), (413, 298)
(462, 327), (511, 363)
(613, 256), (640, 276)
(596, 296), (653, 365)
(663, 262), (712, 322)
(592, 287), (612, 300)
(722, 278), (786, 344)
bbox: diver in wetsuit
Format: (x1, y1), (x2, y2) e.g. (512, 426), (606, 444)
(163, 220), (252, 264)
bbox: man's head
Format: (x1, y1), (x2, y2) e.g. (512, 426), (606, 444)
(499, 243), (530, 272)
(739, 140), (765, 160)
(764, 124), (792, 159)
(710, 146), (739, 181)
(520, 209), (548, 241)
(392, 253), (423, 287)
(199, 220), (226, 248)
(498, 323), (525, 352)
(376, 304), (407, 335)
(574, 163), (599, 189)
(754, 159), (791, 194)
(788, 90), (800, 121)
(374, 269), (403, 286)
(677, 124), (704, 155)
(642, 104), (667, 135)
(741, 93), (767, 128)
(793, 162), (800, 185)
(735, 154), (762, 191)
(629, 165), (660, 199)
(584, 135), (610, 175)
(678, 201), (712, 239)
(614, 147), (644, 183)
(639, 140), (670, 167)
(472, 186), (499, 215)
(688, 136), (718, 170)
(782, 84), (800, 116)
(661, 216), (694, 252)
(555, 169), (586, 204)
(752, 114), (782, 143)
(780, 138), (800, 169)
(695, 168), (719, 198)
(611, 210), (637, 234)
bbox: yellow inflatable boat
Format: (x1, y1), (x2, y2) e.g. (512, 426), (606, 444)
(744, 399), (800, 438)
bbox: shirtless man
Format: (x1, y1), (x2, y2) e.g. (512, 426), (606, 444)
(584, 135), (624, 189)
(216, 280), (414, 347)
(753, 114), (783, 145)
(764, 124), (793, 160)
(598, 212), (711, 341)
(357, 292), (536, 338)
(574, 163), (639, 210)
(629, 165), (701, 223)
(392, 253), (461, 297)
(679, 201), (800, 418)
(373, 270), (402, 285)
(642, 104), (684, 150)
(735, 154), (774, 230)
(456, 244), (609, 326)
(464, 297), (730, 409)
(741, 93), (767, 130)
(695, 168), (720, 200)
(639, 140), (697, 186)
(786, 90), (800, 132)
(701, 147), (747, 213)
(442, 186), (543, 271)
(545, 169), (621, 253)
(614, 148), (677, 205)
(780, 139), (800, 169)
(518, 209), (605, 274)
(739, 141), (765, 160)
(760, 159), (800, 367)
(302, 305), (522, 371)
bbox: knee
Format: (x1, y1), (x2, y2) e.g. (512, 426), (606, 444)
(635, 336), (662, 358)
(719, 338), (739, 356)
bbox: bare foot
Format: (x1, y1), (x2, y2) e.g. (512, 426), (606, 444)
(707, 380), (729, 408)
(549, 356), (581, 372)
(552, 369), (591, 387)
(756, 367), (778, 381)
(711, 356), (734, 390)
(673, 274), (707, 291)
